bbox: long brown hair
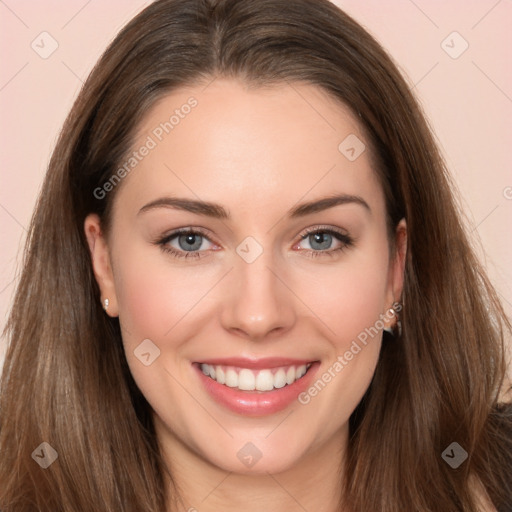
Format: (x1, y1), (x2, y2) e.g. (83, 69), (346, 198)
(1, 0), (511, 510)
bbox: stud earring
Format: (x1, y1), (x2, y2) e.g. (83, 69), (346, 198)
(383, 303), (402, 337)
(102, 298), (109, 311)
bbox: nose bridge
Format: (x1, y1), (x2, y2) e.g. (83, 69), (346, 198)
(220, 236), (296, 339)
(238, 246), (278, 302)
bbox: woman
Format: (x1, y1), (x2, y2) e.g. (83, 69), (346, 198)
(0, 0), (510, 510)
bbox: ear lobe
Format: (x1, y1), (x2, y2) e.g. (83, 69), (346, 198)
(84, 214), (119, 317)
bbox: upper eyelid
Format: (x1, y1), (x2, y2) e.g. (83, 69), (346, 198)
(300, 225), (350, 237)
(160, 227), (214, 241)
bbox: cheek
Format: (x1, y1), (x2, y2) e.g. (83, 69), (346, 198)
(299, 248), (390, 350)
(295, 263), (387, 425)
(111, 252), (219, 410)
(113, 249), (220, 345)
(291, 241), (390, 412)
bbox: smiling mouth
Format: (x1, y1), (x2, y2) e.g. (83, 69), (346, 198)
(198, 362), (314, 392)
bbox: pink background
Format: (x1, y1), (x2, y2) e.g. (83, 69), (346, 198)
(1, 1), (511, 364)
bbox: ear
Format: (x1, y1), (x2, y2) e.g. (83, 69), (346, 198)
(385, 218), (407, 311)
(84, 214), (119, 317)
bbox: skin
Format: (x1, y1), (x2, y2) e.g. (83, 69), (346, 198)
(85, 78), (407, 512)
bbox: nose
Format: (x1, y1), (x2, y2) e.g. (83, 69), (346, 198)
(220, 250), (297, 341)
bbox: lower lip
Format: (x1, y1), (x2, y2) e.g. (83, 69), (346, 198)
(193, 362), (320, 416)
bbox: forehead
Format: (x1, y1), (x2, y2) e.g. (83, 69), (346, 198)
(112, 79), (385, 220)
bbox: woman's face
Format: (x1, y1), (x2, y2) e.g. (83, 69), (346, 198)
(85, 79), (406, 476)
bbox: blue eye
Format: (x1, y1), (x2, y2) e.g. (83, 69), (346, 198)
(175, 233), (204, 252)
(158, 229), (213, 259)
(297, 227), (354, 258)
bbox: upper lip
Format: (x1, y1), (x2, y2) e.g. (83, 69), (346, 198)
(195, 357), (317, 369)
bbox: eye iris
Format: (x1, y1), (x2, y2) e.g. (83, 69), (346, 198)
(310, 232), (332, 250)
(178, 233), (202, 251)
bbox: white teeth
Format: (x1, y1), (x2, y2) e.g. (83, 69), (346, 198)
(238, 369), (255, 390)
(255, 370), (274, 391)
(216, 366), (226, 385)
(286, 366), (296, 385)
(225, 368), (238, 388)
(199, 363), (312, 392)
(273, 369), (287, 389)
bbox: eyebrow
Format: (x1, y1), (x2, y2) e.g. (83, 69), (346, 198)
(138, 193), (371, 219)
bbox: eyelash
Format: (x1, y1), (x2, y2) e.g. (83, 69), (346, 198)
(156, 226), (354, 260)
(299, 226), (354, 259)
